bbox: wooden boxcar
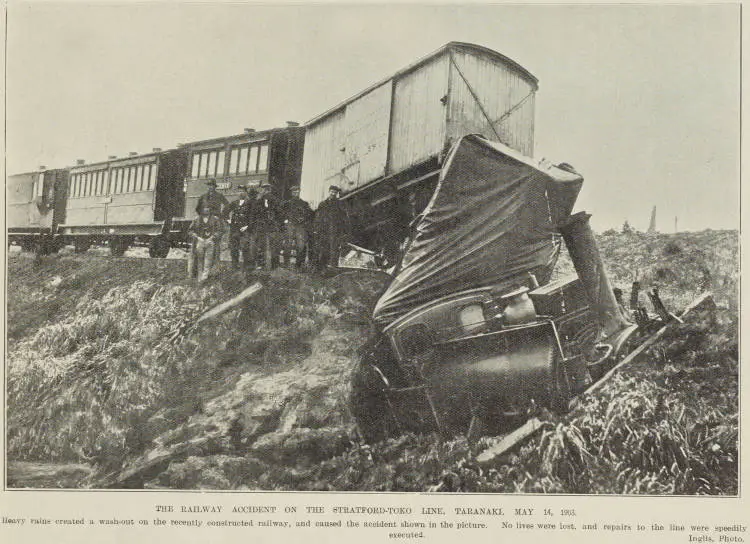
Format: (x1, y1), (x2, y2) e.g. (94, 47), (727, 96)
(299, 42), (538, 251)
(60, 148), (189, 257)
(176, 123), (305, 225)
(7, 167), (70, 253)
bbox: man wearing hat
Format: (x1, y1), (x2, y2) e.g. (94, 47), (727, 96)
(195, 179), (229, 262)
(187, 204), (224, 283)
(223, 184), (256, 270)
(247, 181), (283, 271)
(312, 185), (351, 272)
(195, 179), (229, 218)
(280, 185), (314, 269)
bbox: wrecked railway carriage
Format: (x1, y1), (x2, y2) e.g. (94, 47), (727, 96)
(300, 42), (538, 254)
(351, 134), (641, 442)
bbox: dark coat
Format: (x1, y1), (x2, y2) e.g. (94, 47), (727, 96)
(314, 197), (350, 237)
(188, 215), (224, 240)
(224, 197), (253, 232)
(195, 191), (229, 217)
(248, 194), (283, 233)
(280, 196), (314, 226)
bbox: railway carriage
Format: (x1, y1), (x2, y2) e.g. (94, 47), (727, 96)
(7, 167), (70, 253)
(300, 41), (538, 253)
(176, 123), (305, 224)
(60, 148), (189, 257)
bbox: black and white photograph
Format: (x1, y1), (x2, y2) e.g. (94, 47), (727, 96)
(1, 2), (744, 540)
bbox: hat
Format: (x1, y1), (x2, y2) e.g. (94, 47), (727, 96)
(329, 185), (342, 193)
(206, 179), (217, 187)
(260, 181), (272, 188)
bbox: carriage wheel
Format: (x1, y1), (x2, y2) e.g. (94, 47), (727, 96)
(109, 238), (128, 257)
(148, 236), (170, 258)
(20, 239), (36, 253)
(74, 238), (91, 254)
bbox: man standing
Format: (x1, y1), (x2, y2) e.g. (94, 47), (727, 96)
(247, 182), (282, 271)
(224, 185), (255, 270)
(312, 185), (351, 272)
(280, 186), (314, 269)
(195, 179), (229, 262)
(195, 179), (229, 218)
(187, 205), (224, 283)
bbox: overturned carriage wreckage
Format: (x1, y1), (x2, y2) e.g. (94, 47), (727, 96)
(351, 134), (660, 443)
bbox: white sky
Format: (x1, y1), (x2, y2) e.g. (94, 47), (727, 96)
(4, 2), (740, 232)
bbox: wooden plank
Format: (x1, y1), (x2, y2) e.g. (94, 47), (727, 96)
(476, 417), (543, 467)
(195, 282), (263, 324)
(567, 325), (669, 411)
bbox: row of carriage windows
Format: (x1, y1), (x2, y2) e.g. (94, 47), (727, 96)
(191, 143), (269, 179)
(69, 164), (157, 198)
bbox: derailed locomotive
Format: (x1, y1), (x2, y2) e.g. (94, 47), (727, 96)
(350, 134), (639, 442)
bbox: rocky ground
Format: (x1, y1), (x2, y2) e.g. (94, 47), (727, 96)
(5, 229), (739, 493)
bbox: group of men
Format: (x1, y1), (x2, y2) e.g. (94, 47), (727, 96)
(187, 180), (350, 282)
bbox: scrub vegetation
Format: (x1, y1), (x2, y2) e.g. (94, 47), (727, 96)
(5, 228), (738, 494)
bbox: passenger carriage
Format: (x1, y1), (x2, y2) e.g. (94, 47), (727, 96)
(59, 148), (189, 257)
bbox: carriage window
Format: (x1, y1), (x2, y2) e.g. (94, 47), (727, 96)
(206, 152), (216, 178)
(84, 173), (91, 196)
(230, 148), (239, 174)
(93, 172), (100, 195)
(147, 164), (156, 190)
(135, 166), (143, 191)
(198, 152), (207, 177)
(216, 150), (225, 175)
(117, 169), (124, 193)
(97, 171), (104, 195)
(190, 153), (201, 178)
(248, 146), (258, 173)
(258, 144), (269, 172)
(138, 165), (146, 191)
(71, 175), (78, 198)
(143, 165), (150, 191)
(238, 147), (249, 174)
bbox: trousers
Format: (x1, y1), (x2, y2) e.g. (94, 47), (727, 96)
(283, 223), (309, 268)
(247, 230), (279, 271)
(187, 237), (215, 282)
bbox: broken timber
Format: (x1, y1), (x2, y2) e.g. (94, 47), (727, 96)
(195, 282), (263, 324)
(475, 291), (715, 467)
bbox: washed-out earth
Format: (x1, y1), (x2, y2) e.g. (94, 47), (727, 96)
(5, 228), (738, 493)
